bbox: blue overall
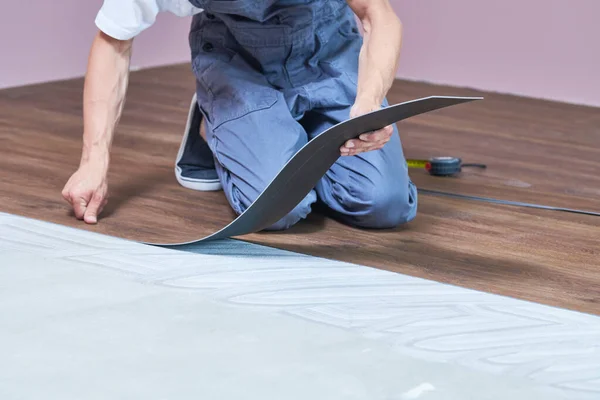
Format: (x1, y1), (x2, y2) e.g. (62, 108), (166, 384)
(187, 0), (417, 230)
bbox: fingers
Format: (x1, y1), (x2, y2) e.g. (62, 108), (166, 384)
(340, 125), (393, 156)
(84, 194), (106, 224)
(72, 197), (88, 220)
(62, 184), (95, 222)
(359, 125), (393, 142)
(62, 166), (108, 224)
(62, 182), (89, 220)
(341, 142), (386, 156)
(341, 140), (383, 156)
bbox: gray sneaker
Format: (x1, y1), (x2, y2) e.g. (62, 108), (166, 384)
(175, 93), (222, 191)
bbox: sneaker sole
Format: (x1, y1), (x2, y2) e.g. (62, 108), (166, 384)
(174, 93), (223, 192)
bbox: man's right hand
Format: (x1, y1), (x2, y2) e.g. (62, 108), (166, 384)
(62, 30), (132, 223)
(62, 162), (108, 224)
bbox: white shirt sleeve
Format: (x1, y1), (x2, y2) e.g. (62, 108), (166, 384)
(95, 0), (202, 40)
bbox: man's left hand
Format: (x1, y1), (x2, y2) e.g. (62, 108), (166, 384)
(340, 101), (393, 156)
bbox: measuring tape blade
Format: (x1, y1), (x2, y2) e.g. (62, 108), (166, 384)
(419, 189), (600, 217)
(406, 159), (429, 169)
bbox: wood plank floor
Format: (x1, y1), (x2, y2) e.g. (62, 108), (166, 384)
(1, 64), (599, 314)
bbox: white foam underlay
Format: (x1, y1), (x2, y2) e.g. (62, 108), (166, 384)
(1, 212), (598, 400)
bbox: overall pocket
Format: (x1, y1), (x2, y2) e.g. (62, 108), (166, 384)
(194, 52), (278, 131)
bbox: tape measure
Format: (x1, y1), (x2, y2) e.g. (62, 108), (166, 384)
(407, 157), (600, 217)
(407, 157), (486, 176)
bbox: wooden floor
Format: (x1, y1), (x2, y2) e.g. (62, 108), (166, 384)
(1, 64), (599, 314)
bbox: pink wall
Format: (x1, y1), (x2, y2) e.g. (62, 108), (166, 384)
(392, 0), (600, 107)
(2, 1), (599, 107)
(0, 1), (192, 89)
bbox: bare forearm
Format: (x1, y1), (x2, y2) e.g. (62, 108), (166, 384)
(351, 0), (403, 105)
(341, 0), (403, 156)
(80, 31), (132, 172)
